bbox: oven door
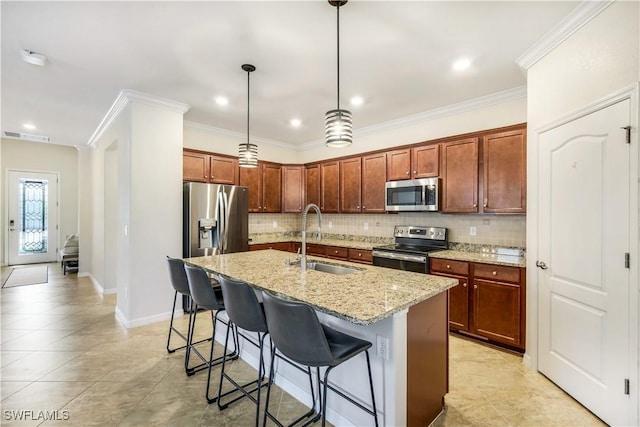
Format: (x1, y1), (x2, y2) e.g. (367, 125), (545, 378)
(372, 250), (428, 274)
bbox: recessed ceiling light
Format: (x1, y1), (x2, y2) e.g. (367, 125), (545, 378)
(22, 123), (36, 130)
(290, 118), (302, 127)
(350, 96), (364, 106)
(215, 96), (229, 106)
(452, 58), (472, 72)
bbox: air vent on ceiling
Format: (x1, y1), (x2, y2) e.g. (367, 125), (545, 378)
(3, 131), (51, 143)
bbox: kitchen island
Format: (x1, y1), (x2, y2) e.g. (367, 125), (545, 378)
(185, 250), (457, 426)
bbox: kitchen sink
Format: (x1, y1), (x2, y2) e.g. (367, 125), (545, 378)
(306, 261), (361, 275)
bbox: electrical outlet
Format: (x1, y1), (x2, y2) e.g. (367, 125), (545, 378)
(376, 335), (390, 360)
(364, 222), (369, 230)
(328, 221), (333, 228)
(272, 221), (278, 229)
(469, 226), (477, 236)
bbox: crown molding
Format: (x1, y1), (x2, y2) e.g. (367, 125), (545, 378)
(298, 85), (527, 151)
(516, 0), (614, 70)
(184, 121), (295, 150)
(87, 90), (190, 148)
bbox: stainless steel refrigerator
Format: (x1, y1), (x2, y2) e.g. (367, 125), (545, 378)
(183, 182), (249, 258)
(182, 182), (248, 310)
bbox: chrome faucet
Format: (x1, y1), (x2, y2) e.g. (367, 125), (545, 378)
(301, 203), (322, 272)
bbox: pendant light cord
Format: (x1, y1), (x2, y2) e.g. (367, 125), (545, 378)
(336, 2), (341, 111)
(246, 69), (250, 145)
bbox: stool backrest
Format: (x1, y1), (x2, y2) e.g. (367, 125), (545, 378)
(262, 292), (333, 366)
(166, 257), (190, 295)
(219, 276), (268, 333)
(184, 264), (224, 310)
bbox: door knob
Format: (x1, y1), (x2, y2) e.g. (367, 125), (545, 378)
(536, 261), (548, 270)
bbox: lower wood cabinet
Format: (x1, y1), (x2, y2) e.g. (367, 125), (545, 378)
(430, 258), (525, 351)
(250, 242), (373, 265)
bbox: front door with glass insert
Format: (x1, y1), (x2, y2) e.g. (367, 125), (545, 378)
(7, 171), (58, 265)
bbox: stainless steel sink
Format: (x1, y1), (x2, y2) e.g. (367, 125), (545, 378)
(306, 261), (361, 275)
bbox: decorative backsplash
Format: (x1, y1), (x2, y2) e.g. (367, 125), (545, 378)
(249, 212), (526, 249)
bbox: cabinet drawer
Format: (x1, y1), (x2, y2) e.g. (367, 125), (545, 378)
(430, 258), (469, 276)
(348, 248), (373, 264)
(306, 243), (326, 256)
(326, 246), (348, 260)
(473, 263), (520, 283)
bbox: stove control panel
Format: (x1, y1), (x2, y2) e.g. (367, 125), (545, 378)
(393, 225), (447, 240)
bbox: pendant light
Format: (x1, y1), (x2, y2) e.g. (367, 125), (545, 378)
(239, 63), (258, 167)
(325, 0), (352, 148)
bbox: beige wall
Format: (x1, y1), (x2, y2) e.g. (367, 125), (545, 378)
(0, 138), (79, 265)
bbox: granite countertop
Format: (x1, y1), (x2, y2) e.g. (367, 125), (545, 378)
(429, 249), (526, 268)
(185, 250), (457, 325)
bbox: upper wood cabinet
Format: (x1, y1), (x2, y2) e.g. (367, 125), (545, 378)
(282, 166), (304, 213)
(183, 150), (238, 184)
(239, 162), (281, 213)
(320, 161), (340, 213)
(441, 138), (479, 213)
(305, 164), (320, 207)
(340, 157), (362, 213)
(362, 153), (387, 213)
(482, 129), (526, 213)
(386, 144), (439, 181)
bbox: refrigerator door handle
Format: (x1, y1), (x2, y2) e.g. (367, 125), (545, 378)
(216, 190), (223, 255)
(222, 190), (229, 253)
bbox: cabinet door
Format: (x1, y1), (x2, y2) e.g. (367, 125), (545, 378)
(262, 164), (282, 213)
(320, 161), (340, 213)
(340, 157), (362, 213)
(305, 165), (320, 207)
(347, 248), (373, 264)
(441, 138), (479, 213)
(306, 243), (326, 256)
(239, 166), (262, 213)
(483, 129), (526, 213)
(362, 153), (387, 213)
(183, 151), (210, 182)
(386, 148), (411, 181)
(283, 166), (304, 213)
(472, 278), (522, 349)
(448, 276), (469, 331)
(210, 155), (238, 185)
(412, 144), (439, 178)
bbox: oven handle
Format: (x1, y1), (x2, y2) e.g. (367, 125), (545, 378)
(372, 250), (427, 264)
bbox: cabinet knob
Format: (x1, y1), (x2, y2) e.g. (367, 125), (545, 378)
(473, 204), (477, 208)
(462, 282), (467, 288)
(212, 176), (215, 179)
(413, 170), (417, 174)
(204, 175), (208, 178)
(356, 206), (360, 209)
(358, 253), (362, 256)
(474, 284), (478, 290)
(484, 203), (488, 208)
(299, 207), (301, 210)
(335, 250), (338, 254)
(362, 206), (366, 209)
(492, 271), (497, 276)
(446, 264), (450, 269)
(406, 171), (410, 175)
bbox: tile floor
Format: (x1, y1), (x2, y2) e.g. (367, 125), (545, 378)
(0, 263), (606, 426)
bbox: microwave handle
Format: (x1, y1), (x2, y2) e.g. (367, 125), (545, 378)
(422, 185), (427, 205)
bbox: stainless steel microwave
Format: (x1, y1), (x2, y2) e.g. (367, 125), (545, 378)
(385, 178), (439, 211)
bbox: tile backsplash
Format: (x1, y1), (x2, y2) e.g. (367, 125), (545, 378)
(250, 212), (526, 249)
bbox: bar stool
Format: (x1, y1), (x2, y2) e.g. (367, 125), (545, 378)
(184, 264), (238, 402)
(216, 276), (270, 426)
(165, 257), (211, 375)
(261, 292), (379, 427)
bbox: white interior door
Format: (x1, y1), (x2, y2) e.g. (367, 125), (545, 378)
(7, 171), (59, 265)
(537, 98), (632, 425)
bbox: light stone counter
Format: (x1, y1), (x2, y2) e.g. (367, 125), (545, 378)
(429, 249), (526, 268)
(185, 249), (456, 325)
(249, 233), (391, 250)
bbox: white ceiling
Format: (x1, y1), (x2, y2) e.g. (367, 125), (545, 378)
(1, 1), (578, 149)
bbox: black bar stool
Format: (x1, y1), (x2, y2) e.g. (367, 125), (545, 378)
(216, 276), (271, 426)
(165, 257), (211, 375)
(184, 263), (238, 402)
(262, 292), (379, 427)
